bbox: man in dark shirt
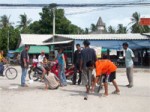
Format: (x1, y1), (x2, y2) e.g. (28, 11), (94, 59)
(80, 40), (97, 94)
(20, 45), (30, 87)
(72, 44), (82, 85)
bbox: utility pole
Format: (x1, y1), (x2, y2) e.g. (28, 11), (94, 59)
(50, 3), (57, 42)
(53, 7), (55, 42)
(7, 30), (9, 51)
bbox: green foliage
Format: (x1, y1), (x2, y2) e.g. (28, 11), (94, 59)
(90, 23), (97, 32)
(0, 27), (20, 52)
(107, 25), (116, 34)
(0, 15), (11, 28)
(131, 12), (150, 33)
(29, 5), (83, 34)
(117, 24), (127, 34)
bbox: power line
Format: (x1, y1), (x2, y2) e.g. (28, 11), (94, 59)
(0, 3), (150, 8)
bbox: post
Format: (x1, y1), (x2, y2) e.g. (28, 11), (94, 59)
(53, 7), (55, 42)
(7, 30), (9, 51)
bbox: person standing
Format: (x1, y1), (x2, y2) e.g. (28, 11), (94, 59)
(72, 44), (82, 85)
(80, 40), (97, 94)
(20, 45), (30, 87)
(122, 42), (135, 88)
(57, 48), (67, 86)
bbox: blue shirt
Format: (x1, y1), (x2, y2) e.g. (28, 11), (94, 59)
(125, 48), (135, 68)
(57, 53), (64, 65)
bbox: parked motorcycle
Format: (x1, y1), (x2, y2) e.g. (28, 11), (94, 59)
(28, 61), (75, 81)
(28, 63), (50, 81)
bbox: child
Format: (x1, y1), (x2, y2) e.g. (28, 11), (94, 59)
(87, 60), (120, 96)
(32, 55), (38, 68)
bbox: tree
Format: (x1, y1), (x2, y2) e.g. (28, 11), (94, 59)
(130, 12), (150, 33)
(84, 28), (89, 34)
(18, 13), (32, 33)
(107, 25), (116, 34)
(90, 23), (97, 32)
(117, 24), (127, 34)
(0, 15), (12, 28)
(29, 5), (83, 34)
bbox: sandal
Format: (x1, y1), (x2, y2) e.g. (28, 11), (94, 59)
(112, 91), (120, 95)
(100, 93), (108, 97)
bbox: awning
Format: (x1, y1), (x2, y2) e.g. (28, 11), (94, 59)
(15, 46), (50, 54)
(29, 46), (49, 54)
(15, 46), (24, 53)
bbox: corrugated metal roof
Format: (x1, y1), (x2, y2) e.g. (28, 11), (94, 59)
(43, 40), (73, 45)
(20, 34), (53, 47)
(19, 33), (150, 47)
(56, 33), (150, 40)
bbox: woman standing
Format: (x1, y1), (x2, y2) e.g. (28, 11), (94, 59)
(57, 48), (67, 86)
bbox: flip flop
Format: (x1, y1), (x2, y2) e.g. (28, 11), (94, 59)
(112, 91), (120, 95)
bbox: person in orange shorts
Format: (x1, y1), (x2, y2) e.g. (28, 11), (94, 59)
(86, 59), (120, 96)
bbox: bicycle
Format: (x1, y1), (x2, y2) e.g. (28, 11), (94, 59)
(2, 64), (18, 80)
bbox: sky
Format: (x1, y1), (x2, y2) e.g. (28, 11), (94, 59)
(0, 0), (150, 30)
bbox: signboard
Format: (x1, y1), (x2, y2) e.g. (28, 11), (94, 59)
(91, 46), (102, 58)
(140, 18), (150, 25)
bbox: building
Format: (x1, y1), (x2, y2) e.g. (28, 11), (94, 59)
(90, 17), (106, 34)
(16, 33), (150, 66)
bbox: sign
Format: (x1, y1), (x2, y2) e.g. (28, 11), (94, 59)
(140, 18), (150, 25)
(91, 46), (102, 58)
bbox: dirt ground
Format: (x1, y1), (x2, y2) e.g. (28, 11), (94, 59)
(0, 66), (150, 112)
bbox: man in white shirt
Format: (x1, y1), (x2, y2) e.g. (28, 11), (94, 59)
(123, 42), (135, 88)
(38, 51), (46, 79)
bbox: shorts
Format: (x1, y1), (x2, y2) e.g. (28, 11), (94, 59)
(82, 68), (93, 86)
(102, 71), (116, 83)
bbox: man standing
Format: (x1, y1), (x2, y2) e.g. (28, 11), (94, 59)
(20, 45), (30, 87)
(80, 40), (97, 94)
(122, 42), (135, 88)
(73, 44), (82, 85)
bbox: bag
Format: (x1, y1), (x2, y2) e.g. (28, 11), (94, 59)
(44, 73), (60, 89)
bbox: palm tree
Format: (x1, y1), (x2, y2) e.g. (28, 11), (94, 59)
(117, 24), (127, 33)
(91, 23), (97, 32)
(85, 28), (89, 34)
(0, 15), (11, 28)
(18, 13), (32, 30)
(108, 25), (116, 34)
(130, 12), (150, 33)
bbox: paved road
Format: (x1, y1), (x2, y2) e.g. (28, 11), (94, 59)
(0, 66), (150, 112)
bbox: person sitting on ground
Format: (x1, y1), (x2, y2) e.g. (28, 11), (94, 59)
(86, 60), (120, 97)
(44, 72), (60, 90)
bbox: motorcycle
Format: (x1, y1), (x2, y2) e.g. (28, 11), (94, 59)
(28, 62), (50, 81)
(50, 61), (75, 80)
(28, 61), (75, 81)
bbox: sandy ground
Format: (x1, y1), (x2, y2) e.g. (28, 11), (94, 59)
(0, 66), (150, 112)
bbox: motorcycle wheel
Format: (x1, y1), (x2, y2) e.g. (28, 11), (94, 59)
(28, 70), (39, 81)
